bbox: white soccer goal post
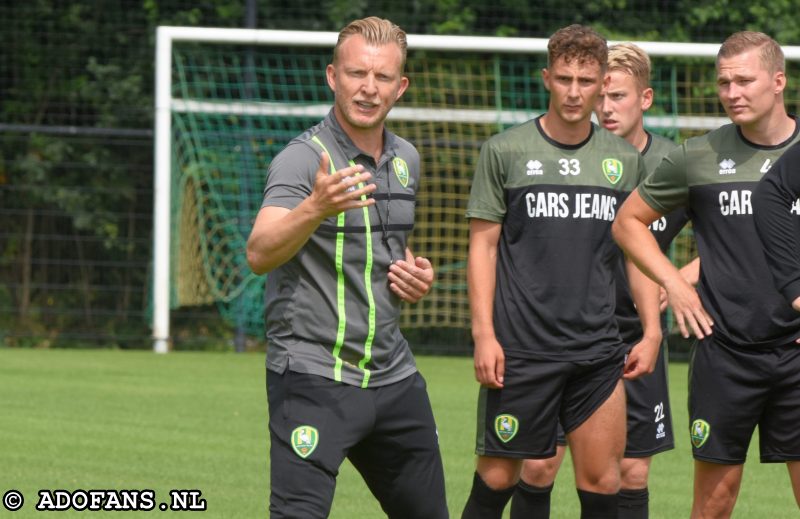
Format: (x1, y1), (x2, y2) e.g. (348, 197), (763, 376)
(153, 26), (800, 353)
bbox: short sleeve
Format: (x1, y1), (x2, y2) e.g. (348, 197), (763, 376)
(466, 140), (507, 222)
(637, 144), (689, 215)
(261, 141), (320, 210)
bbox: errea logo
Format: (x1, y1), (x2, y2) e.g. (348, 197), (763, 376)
(526, 159), (543, 176)
(719, 159), (736, 175)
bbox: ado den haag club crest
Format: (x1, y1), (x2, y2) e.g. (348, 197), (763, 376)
(690, 419), (710, 449)
(291, 425), (319, 459)
(392, 157), (409, 188)
(602, 158), (623, 185)
(494, 414), (519, 443)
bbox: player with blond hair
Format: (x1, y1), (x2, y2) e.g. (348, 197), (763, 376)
(247, 16), (448, 519)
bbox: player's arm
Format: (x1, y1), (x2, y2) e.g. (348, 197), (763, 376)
(679, 256), (700, 285)
(657, 211), (697, 312)
(753, 156), (800, 312)
(246, 153), (375, 274)
(612, 190), (713, 339)
(387, 248), (434, 304)
(623, 257), (662, 379)
(660, 256), (700, 311)
(468, 218), (505, 388)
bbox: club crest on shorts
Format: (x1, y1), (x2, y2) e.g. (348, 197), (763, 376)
(602, 158), (623, 185)
(290, 425), (319, 459)
(392, 157), (409, 188)
(494, 414), (519, 443)
(690, 419), (710, 449)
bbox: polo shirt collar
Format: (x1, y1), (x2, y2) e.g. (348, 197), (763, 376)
(325, 109), (399, 164)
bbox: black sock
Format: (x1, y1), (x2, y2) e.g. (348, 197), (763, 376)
(510, 481), (553, 519)
(577, 488), (618, 519)
(461, 471), (515, 519)
(618, 487), (648, 519)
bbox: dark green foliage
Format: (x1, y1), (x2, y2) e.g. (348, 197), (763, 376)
(3, 0), (800, 348)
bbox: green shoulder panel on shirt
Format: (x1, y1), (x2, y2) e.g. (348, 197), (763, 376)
(639, 130), (696, 215)
(466, 119), (551, 222)
(466, 120), (645, 222)
(685, 124), (753, 185)
(644, 133), (678, 174)
(640, 123), (800, 215)
(587, 126), (647, 189)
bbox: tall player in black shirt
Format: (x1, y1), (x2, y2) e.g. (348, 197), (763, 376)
(461, 26), (660, 519)
(614, 32), (800, 518)
(515, 42), (687, 519)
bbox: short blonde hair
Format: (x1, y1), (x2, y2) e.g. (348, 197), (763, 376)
(607, 43), (652, 90)
(333, 17), (407, 69)
(717, 31), (784, 74)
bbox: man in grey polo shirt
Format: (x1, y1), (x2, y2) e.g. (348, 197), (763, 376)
(246, 16), (448, 519)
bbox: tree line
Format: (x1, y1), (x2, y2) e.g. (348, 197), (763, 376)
(1, 0), (798, 348)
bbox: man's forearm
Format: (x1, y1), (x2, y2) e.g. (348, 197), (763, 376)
(246, 201), (326, 274)
(626, 256), (662, 343)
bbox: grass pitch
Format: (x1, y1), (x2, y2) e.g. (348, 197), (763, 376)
(0, 348), (796, 517)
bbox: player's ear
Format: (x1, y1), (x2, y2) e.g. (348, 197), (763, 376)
(396, 76), (409, 100)
(774, 70), (786, 95)
(641, 87), (654, 111)
(542, 68), (551, 91)
(326, 63), (337, 92)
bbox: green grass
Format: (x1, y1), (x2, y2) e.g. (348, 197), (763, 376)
(0, 349), (796, 517)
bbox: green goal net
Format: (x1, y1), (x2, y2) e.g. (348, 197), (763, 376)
(161, 29), (737, 350)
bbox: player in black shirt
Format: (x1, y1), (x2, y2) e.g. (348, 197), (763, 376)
(462, 26), (659, 519)
(613, 31), (800, 517)
(515, 42), (687, 519)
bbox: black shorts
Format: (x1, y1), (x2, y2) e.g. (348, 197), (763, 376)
(622, 336), (674, 457)
(552, 338), (674, 457)
(689, 335), (800, 464)
(475, 347), (625, 459)
(267, 369), (448, 519)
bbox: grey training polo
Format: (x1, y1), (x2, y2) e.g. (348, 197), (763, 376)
(261, 110), (419, 388)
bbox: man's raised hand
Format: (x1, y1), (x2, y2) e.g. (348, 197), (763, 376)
(309, 152), (376, 218)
